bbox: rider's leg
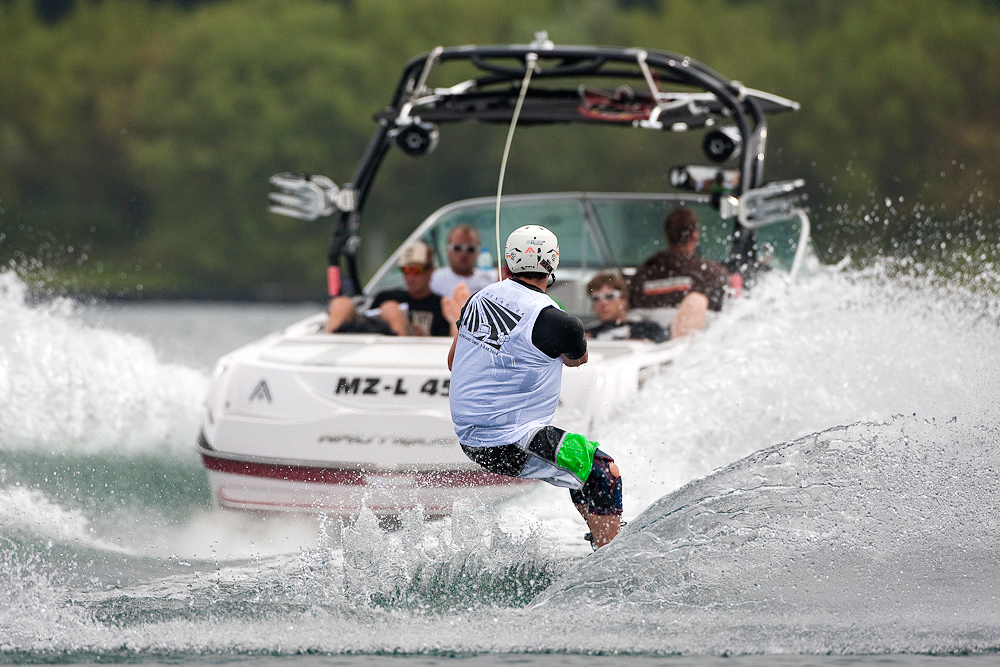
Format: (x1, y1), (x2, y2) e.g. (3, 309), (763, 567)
(461, 428), (623, 549)
(570, 452), (623, 548)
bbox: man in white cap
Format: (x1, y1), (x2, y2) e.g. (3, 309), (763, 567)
(327, 241), (462, 336)
(447, 225), (623, 549)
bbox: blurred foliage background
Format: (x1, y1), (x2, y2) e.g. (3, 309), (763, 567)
(1, 0), (998, 298)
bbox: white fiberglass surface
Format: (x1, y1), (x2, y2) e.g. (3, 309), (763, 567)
(256, 336), (640, 368)
(259, 338), (452, 369)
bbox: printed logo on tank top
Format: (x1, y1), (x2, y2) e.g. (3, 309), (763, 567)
(459, 296), (523, 352)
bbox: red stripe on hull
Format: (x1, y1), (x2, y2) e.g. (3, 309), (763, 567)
(200, 453), (526, 488)
(215, 488), (455, 514)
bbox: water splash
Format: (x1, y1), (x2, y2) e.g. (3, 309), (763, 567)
(3, 257), (1000, 657)
(0, 545), (104, 653)
(0, 271), (207, 454)
(0, 485), (125, 553)
(533, 415), (1000, 652)
(595, 257), (1000, 515)
(342, 501), (558, 609)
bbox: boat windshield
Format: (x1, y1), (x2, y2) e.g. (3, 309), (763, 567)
(366, 193), (804, 315)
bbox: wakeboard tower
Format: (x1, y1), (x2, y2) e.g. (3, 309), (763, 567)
(198, 33), (810, 517)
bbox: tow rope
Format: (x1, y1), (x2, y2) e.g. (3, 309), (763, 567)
(494, 52), (539, 281)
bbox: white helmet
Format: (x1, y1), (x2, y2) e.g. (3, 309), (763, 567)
(504, 225), (560, 277)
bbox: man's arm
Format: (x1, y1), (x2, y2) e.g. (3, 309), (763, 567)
(447, 334), (457, 370)
(532, 306), (588, 365)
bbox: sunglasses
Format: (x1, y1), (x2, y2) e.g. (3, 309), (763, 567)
(449, 243), (480, 253)
(590, 289), (623, 303)
(401, 265), (429, 276)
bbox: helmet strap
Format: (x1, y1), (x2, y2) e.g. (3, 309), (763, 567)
(547, 273), (556, 288)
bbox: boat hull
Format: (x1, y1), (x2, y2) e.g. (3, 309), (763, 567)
(199, 312), (685, 516)
(199, 441), (530, 516)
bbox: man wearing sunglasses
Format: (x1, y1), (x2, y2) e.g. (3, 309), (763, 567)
(585, 272), (668, 343)
(430, 224), (496, 298)
(327, 241), (461, 337)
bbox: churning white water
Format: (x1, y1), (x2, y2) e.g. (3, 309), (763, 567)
(2, 256), (1000, 658)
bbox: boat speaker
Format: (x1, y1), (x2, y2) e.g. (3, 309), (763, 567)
(394, 121), (439, 156)
(702, 126), (741, 163)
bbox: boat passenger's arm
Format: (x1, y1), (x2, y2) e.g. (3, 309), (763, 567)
(441, 295), (462, 338)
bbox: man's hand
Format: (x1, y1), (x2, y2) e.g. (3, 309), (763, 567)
(451, 282), (472, 308)
(562, 350), (589, 367)
(441, 296), (462, 326)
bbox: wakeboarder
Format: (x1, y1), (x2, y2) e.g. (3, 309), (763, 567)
(447, 225), (623, 548)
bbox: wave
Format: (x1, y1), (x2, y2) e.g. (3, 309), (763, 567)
(532, 414), (1000, 652)
(0, 271), (207, 455)
(592, 257), (1000, 514)
(0, 485), (126, 553)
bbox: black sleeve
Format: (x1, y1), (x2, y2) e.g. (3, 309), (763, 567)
(532, 306), (588, 359)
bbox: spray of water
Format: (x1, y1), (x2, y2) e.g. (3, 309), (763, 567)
(0, 271), (206, 455)
(2, 254), (1000, 655)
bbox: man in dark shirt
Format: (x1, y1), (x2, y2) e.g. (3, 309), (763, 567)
(629, 207), (732, 335)
(327, 241), (461, 336)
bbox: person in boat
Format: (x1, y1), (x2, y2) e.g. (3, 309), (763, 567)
(448, 225), (623, 549)
(430, 224), (496, 297)
(585, 272), (668, 343)
(327, 241), (463, 336)
(628, 206), (734, 336)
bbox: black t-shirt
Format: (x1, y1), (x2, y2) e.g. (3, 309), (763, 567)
(533, 306), (587, 360)
(371, 289), (451, 336)
(586, 317), (669, 343)
(629, 249), (730, 311)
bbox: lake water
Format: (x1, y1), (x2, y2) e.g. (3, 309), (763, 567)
(2, 260), (1000, 666)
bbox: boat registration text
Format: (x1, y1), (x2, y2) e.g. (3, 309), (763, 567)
(335, 376), (450, 397)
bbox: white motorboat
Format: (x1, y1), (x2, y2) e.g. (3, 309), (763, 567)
(198, 36), (810, 517)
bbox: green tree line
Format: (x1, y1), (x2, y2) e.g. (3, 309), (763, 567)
(1, 0), (998, 297)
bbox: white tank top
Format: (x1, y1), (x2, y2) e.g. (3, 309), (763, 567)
(449, 279), (563, 447)
(430, 267), (495, 297)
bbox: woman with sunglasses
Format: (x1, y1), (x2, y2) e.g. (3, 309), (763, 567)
(585, 272), (669, 343)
